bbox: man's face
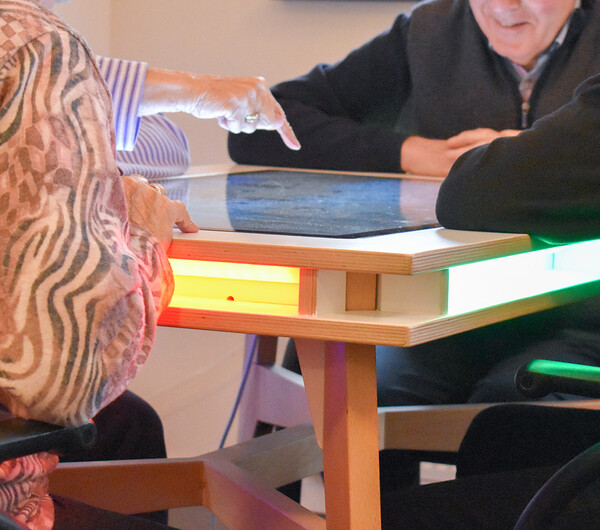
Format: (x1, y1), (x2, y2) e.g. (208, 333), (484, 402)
(469, 0), (576, 69)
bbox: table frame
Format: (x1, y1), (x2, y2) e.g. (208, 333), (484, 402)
(155, 165), (600, 529)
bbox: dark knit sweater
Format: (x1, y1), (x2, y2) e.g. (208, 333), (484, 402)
(438, 73), (600, 244)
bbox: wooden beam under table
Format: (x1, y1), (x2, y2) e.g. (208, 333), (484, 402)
(50, 423), (325, 530)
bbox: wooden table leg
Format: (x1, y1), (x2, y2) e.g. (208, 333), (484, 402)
(297, 338), (380, 529)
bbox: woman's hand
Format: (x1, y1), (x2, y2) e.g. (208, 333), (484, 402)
(121, 176), (199, 252)
(141, 69), (300, 151)
(201, 76), (301, 151)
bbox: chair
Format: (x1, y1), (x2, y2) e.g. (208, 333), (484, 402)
(49, 422), (325, 529)
(0, 404), (323, 528)
(237, 335), (311, 442)
(512, 359), (600, 529)
(0, 413), (96, 530)
(9, 358), (600, 529)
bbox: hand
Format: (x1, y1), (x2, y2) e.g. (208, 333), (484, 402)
(197, 76), (300, 151)
(446, 128), (521, 149)
(401, 129), (521, 177)
(141, 69), (300, 151)
(121, 176), (199, 252)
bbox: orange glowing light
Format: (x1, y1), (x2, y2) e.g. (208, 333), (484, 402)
(168, 259), (300, 314)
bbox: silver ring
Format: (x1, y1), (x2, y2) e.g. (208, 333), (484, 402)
(244, 113), (259, 123)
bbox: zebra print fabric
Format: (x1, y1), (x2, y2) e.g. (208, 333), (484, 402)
(0, 1), (173, 526)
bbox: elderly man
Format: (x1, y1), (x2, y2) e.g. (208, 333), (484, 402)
(229, 0), (591, 177)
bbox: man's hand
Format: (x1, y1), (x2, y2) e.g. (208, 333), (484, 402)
(446, 128), (521, 149)
(400, 129), (521, 177)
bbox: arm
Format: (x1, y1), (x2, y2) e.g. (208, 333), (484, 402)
(96, 56), (192, 178)
(96, 56), (299, 167)
(436, 74), (600, 243)
(0, 31), (186, 426)
(228, 14), (412, 173)
(140, 68), (298, 150)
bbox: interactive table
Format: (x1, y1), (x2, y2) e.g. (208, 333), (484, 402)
(156, 164), (600, 529)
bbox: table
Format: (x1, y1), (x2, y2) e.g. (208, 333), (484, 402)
(157, 164), (600, 529)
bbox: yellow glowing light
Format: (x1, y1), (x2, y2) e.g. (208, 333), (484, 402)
(168, 259), (300, 313)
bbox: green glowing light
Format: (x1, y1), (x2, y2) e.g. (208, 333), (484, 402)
(447, 239), (600, 315)
(527, 359), (600, 382)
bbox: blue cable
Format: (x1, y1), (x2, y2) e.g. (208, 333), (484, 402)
(218, 334), (259, 449)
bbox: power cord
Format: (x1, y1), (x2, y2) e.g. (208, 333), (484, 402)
(218, 334), (259, 449)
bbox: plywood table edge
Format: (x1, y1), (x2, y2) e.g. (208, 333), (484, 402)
(160, 280), (600, 347)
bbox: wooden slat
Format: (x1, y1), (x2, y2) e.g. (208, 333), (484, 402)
(345, 272), (378, 311)
(49, 459), (205, 514)
(202, 458), (325, 530)
(50, 424), (325, 529)
(299, 268), (318, 315)
(378, 400), (600, 452)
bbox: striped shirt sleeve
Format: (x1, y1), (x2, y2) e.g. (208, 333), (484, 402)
(96, 55), (191, 178)
(96, 55), (147, 151)
(117, 114), (191, 179)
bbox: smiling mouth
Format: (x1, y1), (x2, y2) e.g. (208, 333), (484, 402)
(497, 20), (527, 28)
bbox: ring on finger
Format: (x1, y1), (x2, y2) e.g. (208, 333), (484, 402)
(244, 113), (259, 124)
(150, 183), (167, 195)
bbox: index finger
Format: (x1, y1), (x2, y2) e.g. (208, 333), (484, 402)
(277, 119), (301, 151)
(172, 200), (199, 233)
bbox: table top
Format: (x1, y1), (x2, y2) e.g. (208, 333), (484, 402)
(164, 165), (533, 275)
(156, 166), (441, 239)
(158, 165), (600, 347)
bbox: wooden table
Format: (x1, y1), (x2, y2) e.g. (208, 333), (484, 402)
(157, 165), (600, 529)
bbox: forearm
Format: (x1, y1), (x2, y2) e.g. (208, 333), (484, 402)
(139, 66), (204, 116)
(229, 21), (411, 173)
(228, 96), (405, 172)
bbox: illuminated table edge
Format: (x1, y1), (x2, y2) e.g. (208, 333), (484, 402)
(166, 237), (600, 319)
(158, 277), (600, 347)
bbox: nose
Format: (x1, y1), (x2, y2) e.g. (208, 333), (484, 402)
(488, 0), (521, 12)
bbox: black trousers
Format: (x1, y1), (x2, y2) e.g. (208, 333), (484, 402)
(52, 495), (176, 529)
(59, 390), (167, 462)
(382, 405), (600, 529)
(58, 390), (169, 526)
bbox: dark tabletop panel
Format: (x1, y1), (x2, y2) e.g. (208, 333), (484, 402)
(159, 170), (441, 238)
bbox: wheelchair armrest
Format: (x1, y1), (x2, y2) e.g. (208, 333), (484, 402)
(515, 360), (600, 399)
(0, 414), (96, 463)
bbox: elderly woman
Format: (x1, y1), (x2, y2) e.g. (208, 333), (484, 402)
(38, 1), (299, 472)
(0, 0), (298, 527)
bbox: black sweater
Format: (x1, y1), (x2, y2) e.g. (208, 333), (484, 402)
(437, 73), (600, 244)
(228, 0), (600, 173)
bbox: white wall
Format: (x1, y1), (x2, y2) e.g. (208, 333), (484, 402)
(109, 0), (410, 165)
(55, 0), (412, 163)
(54, 0), (112, 55)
